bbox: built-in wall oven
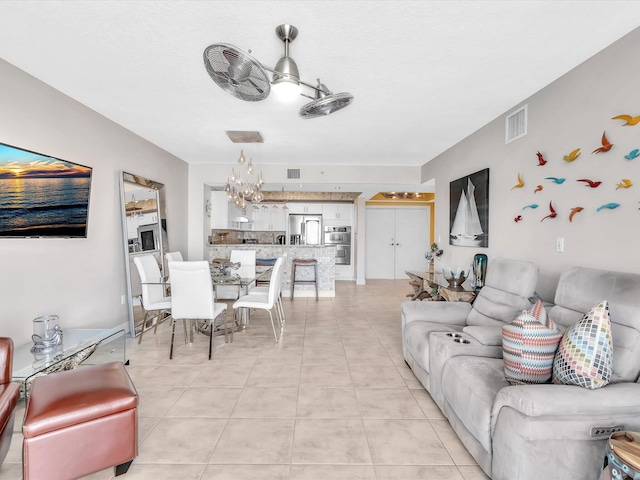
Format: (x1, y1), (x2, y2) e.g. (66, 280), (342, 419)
(137, 224), (160, 251)
(324, 226), (351, 265)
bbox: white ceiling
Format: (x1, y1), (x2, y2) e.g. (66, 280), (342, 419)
(0, 1), (639, 183)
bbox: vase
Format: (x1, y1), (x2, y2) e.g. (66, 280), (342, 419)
(31, 315), (63, 354)
(473, 254), (488, 291)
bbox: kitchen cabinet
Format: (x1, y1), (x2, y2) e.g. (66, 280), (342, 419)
(251, 204), (286, 231)
(251, 205), (268, 230)
(126, 215), (139, 239)
(137, 212), (158, 226)
(323, 203), (352, 221)
(271, 206), (286, 230)
(210, 191), (229, 229)
(125, 210), (159, 240)
(211, 191), (253, 229)
(365, 207), (430, 279)
(286, 202), (323, 215)
(228, 201), (249, 228)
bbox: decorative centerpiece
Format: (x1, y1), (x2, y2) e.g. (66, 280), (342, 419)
(425, 242), (443, 269)
(443, 267), (468, 291)
(31, 315), (63, 354)
(210, 260), (241, 283)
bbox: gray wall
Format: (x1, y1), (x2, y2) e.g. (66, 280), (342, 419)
(0, 58), (188, 344)
(422, 27), (640, 300)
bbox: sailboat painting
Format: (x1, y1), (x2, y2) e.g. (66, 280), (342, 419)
(449, 168), (489, 247)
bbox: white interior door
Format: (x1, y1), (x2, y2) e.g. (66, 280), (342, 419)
(365, 207), (431, 280)
(394, 208), (430, 278)
(365, 208), (396, 279)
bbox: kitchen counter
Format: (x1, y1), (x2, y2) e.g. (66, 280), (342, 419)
(208, 245), (336, 298)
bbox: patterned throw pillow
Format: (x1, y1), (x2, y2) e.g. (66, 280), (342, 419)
(502, 299), (563, 385)
(552, 300), (613, 389)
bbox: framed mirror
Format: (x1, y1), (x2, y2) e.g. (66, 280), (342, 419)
(119, 172), (168, 337)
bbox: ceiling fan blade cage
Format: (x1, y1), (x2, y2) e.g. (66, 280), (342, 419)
(299, 92), (354, 119)
(203, 43), (270, 101)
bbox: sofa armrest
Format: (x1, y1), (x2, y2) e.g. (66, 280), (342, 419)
(0, 339), (13, 386)
(491, 383), (640, 430)
(462, 325), (504, 346)
(0, 383), (20, 425)
(401, 301), (472, 327)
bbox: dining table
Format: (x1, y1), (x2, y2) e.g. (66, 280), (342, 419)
(142, 262), (273, 337)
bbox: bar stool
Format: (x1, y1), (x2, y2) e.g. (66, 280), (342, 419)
(291, 258), (318, 300)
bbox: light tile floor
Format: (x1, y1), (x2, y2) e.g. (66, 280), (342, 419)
(2, 280), (489, 480)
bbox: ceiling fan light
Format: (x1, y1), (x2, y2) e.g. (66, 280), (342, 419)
(272, 55), (301, 101)
(272, 81), (301, 101)
(273, 54), (300, 81)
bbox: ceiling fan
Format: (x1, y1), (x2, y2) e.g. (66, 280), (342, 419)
(203, 24), (354, 119)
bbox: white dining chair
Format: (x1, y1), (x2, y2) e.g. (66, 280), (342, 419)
(133, 255), (172, 345)
(164, 251), (184, 285)
(165, 251), (184, 263)
(233, 256), (284, 342)
(248, 254), (287, 327)
(168, 260), (228, 360)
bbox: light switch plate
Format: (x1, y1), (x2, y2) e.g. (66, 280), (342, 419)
(556, 237), (564, 252)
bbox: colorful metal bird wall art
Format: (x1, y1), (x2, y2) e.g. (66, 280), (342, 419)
(563, 148), (581, 162)
(569, 207), (584, 222)
(616, 179), (633, 189)
(536, 151), (547, 166)
(592, 132), (613, 154)
(576, 179), (602, 188)
(541, 202), (557, 222)
(612, 114), (640, 126)
(511, 173), (525, 190)
(545, 177), (566, 184)
(596, 203), (620, 212)
(511, 111), (639, 227)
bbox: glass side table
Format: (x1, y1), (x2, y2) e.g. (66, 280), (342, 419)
(12, 327), (127, 397)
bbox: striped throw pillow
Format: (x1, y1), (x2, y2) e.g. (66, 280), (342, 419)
(552, 301), (613, 389)
(502, 299), (563, 385)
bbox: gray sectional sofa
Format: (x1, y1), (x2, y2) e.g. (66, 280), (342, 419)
(402, 260), (640, 480)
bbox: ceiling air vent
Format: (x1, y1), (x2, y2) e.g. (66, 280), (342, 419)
(287, 169), (301, 179)
(505, 105), (527, 144)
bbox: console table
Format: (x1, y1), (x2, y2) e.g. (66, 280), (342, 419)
(12, 327), (126, 396)
(405, 270), (476, 303)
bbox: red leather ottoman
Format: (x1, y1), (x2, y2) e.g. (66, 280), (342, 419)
(22, 362), (138, 480)
(0, 338), (21, 466)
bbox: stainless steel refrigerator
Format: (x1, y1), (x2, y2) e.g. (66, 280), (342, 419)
(288, 214), (323, 245)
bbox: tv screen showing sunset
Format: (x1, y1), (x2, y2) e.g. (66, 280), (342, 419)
(0, 143), (92, 237)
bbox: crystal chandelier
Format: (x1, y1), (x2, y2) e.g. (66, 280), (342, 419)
(224, 149), (264, 208)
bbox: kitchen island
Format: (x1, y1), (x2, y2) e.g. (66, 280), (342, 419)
(208, 245), (336, 298)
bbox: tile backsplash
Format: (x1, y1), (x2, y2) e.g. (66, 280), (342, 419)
(210, 229), (285, 245)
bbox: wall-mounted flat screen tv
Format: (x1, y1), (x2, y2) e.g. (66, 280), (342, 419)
(0, 142), (92, 238)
